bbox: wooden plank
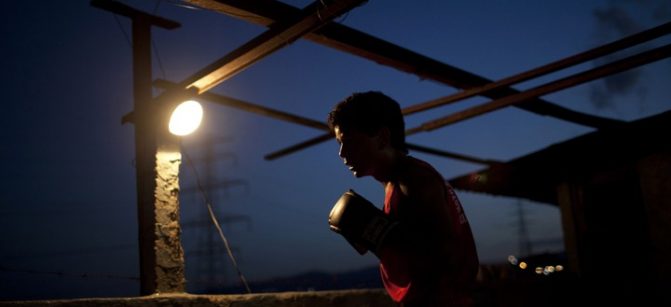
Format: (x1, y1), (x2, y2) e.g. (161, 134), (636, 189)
(155, 79), (329, 131)
(407, 43), (671, 133)
(402, 21), (671, 115)
(183, 0), (367, 93)
(91, 0), (180, 29)
(185, 0), (624, 129)
(153, 80), (496, 164)
(94, 1), (186, 294)
(187, 0), (651, 160)
(264, 133), (335, 161)
(263, 37), (671, 159)
(406, 143), (501, 166)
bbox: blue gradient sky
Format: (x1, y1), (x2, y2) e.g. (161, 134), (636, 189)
(1, 0), (670, 299)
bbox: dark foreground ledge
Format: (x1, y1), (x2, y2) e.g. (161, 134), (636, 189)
(0, 289), (395, 307)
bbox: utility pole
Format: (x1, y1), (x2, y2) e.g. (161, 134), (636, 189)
(92, 0), (362, 294)
(91, 0), (185, 295)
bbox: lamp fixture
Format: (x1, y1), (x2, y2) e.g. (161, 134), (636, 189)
(168, 100), (203, 136)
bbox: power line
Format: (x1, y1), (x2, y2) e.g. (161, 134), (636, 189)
(112, 14), (132, 47)
(110, 2), (167, 79)
(0, 266), (139, 282)
(183, 148), (252, 294)
(2, 244), (136, 260)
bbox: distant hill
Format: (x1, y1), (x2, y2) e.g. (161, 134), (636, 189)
(200, 251), (570, 295)
(202, 266), (382, 294)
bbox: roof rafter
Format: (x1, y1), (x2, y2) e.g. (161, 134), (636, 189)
(267, 41), (671, 160)
(185, 0), (623, 128)
(154, 79), (500, 166)
(259, 21), (671, 159)
(406, 43), (671, 134)
(181, 0), (367, 93)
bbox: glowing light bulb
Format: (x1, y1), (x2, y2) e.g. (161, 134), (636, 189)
(169, 100), (203, 136)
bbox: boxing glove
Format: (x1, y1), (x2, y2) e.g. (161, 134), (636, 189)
(329, 189), (399, 255)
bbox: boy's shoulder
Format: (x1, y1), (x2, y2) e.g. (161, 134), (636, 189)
(398, 156), (445, 188)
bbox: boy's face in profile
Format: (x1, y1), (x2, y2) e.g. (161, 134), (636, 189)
(334, 125), (382, 178)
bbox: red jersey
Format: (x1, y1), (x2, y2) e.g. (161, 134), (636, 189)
(378, 157), (479, 305)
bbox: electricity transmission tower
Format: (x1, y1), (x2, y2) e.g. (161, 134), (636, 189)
(516, 200), (533, 257)
(181, 134), (251, 292)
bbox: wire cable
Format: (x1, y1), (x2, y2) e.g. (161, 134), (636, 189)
(106, 1), (249, 292)
(112, 14), (132, 47)
(183, 148), (252, 294)
(151, 0), (168, 79)
(0, 265), (139, 281)
(110, 2), (167, 79)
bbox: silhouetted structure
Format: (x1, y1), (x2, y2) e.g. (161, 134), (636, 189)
(449, 110), (671, 305)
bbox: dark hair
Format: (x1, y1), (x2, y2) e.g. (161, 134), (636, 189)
(327, 91), (407, 153)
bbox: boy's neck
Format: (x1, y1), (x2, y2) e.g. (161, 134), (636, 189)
(373, 150), (407, 184)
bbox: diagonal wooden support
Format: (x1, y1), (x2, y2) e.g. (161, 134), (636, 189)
(186, 0), (652, 161)
(401, 21), (671, 116)
(261, 20), (671, 160)
(181, 0), (367, 93)
(153, 79), (499, 165)
(406, 43), (671, 134)
(185, 0), (623, 129)
(155, 79), (329, 131)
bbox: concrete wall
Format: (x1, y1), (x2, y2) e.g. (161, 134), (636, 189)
(637, 151), (671, 283)
(0, 289), (395, 307)
(553, 150), (671, 306)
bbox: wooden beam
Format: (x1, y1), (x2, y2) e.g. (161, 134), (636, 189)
(406, 143), (501, 166)
(184, 0), (623, 129)
(402, 21), (671, 115)
(556, 182), (584, 274)
(406, 43), (671, 134)
(154, 80), (496, 164)
(91, 0), (180, 29)
(93, 0), (185, 295)
(264, 133), (335, 161)
(188, 0), (644, 160)
(267, 22), (671, 158)
(182, 0), (367, 93)
(154, 79), (329, 131)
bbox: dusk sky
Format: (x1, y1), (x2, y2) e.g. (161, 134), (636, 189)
(1, 0), (670, 300)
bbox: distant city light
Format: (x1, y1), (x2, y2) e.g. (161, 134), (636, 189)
(169, 100), (203, 136)
(508, 255), (518, 265)
(507, 254), (566, 276)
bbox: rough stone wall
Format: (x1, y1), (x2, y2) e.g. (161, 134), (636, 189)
(154, 150), (185, 293)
